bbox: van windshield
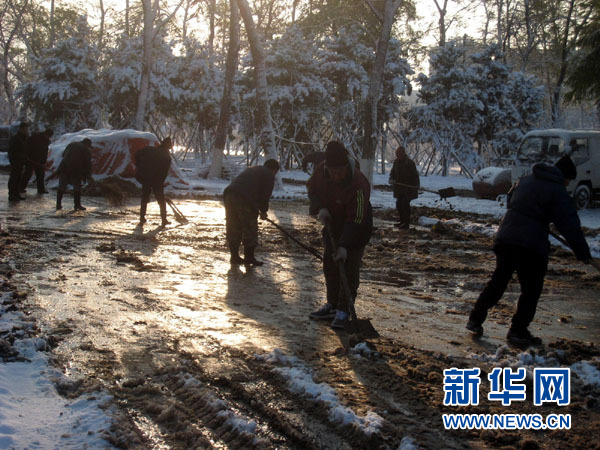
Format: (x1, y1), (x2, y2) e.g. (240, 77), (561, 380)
(517, 136), (565, 162)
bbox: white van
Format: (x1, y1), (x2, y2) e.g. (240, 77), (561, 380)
(512, 129), (600, 209)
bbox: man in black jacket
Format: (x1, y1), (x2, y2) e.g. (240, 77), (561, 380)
(7, 122), (29, 202)
(388, 145), (419, 229)
(21, 128), (53, 194)
(56, 138), (93, 211)
(134, 137), (173, 227)
(307, 141), (373, 329)
(466, 155), (598, 347)
(223, 159), (280, 266)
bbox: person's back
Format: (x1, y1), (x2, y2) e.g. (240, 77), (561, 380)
(26, 131), (51, 163)
(497, 162), (589, 261)
(60, 141), (92, 179)
(135, 144), (171, 185)
(225, 165), (276, 213)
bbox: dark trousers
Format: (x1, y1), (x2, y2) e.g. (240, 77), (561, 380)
(395, 194), (411, 226)
(469, 244), (547, 332)
(141, 182), (167, 220)
(224, 191), (258, 252)
(323, 230), (364, 313)
(8, 162), (24, 198)
(21, 163), (46, 193)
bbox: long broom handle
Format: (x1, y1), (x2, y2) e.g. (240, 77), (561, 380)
(264, 217), (323, 261)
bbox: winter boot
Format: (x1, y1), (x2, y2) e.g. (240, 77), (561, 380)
(74, 191), (86, 211)
(56, 190), (64, 210)
(243, 246), (263, 266)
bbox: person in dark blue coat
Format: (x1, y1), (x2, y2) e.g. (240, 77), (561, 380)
(466, 155), (598, 347)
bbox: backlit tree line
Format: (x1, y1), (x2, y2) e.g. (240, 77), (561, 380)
(1, 0), (598, 177)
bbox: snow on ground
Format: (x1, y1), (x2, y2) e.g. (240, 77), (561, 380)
(256, 349), (385, 437)
(1, 153), (599, 446)
(0, 291), (116, 449)
(467, 345), (600, 387)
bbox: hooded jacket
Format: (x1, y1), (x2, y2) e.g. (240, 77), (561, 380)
(58, 141), (92, 182)
(389, 156), (419, 200)
(308, 160), (372, 249)
(495, 163), (591, 261)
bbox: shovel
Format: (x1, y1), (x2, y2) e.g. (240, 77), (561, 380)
(165, 197), (189, 224)
(325, 224), (379, 339)
(394, 182), (456, 199)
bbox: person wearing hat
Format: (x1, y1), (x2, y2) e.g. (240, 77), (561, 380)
(56, 138), (93, 211)
(134, 137), (173, 227)
(21, 128), (54, 194)
(388, 145), (420, 229)
(223, 158), (280, 266)
(307, 141), (373, 329)
(7, 121), (29, 201)
(466, 155), (598, 347)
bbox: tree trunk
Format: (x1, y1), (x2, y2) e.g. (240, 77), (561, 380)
(208, 0), (240, 179)
(551, 0), (575, 126)
(433, 0), (448, 47)
(125, 0), (130, 37)
(235, 0), (278, 164)
(135, 0), (154, 130)
(361, 0), (403, 184)
(50, 0), (55, 47)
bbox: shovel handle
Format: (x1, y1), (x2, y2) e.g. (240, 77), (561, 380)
(549, 230), (600, 273)
(265, 217), (323, 261)
(325, 224), (358, 321)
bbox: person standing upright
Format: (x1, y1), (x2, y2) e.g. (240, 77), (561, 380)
(7, 122), (29, 202)
(223, 159), (280, 266)
(308, 141), (373, 329)
(134, 137), (173, 227)
(21, 129), (53, 194)
(466, 155), (599, 347)
(388, 145), (419, 229)
(56, 138), (93, 211)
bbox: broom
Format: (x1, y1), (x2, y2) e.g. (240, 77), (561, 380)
(165, 197), (189, 224)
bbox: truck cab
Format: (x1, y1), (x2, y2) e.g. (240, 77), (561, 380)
(512, 129), (600, 209)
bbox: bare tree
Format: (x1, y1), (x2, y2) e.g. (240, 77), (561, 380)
(235, 0), (278, 162)
(361, 0), (403, 184)
(208, 0), (240, 178)
(134, 0), (184, 131)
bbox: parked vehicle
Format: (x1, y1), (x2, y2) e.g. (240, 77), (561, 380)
(512, 128), (600, 209)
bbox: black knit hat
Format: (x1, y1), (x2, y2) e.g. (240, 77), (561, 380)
(325, 141), (349, 167)
(554, 155), (577, 180)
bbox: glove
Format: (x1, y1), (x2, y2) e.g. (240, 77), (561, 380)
(317, 208), (331, 225)
(333, 247), (347, 263)
(259, 211), (268, 220)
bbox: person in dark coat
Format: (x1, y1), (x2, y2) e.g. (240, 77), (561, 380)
(21, 128), (53, 194)
(388, 145), (419, 229)
(307, 141), (373, 329)
(301, 151), (326, 173)
(56, 138), (93, 211)
(7, 121), (29, 201)
(223, 159), (280, 266)
(134, 137), (173, 227)
(466, 155), (598, 347)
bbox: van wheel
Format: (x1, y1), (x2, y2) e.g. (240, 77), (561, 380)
(574, 184), (591, 210)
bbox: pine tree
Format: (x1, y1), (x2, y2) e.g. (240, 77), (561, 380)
(19, 16), (100, 132)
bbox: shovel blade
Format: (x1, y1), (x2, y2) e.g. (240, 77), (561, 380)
(345, 319), (379, 339)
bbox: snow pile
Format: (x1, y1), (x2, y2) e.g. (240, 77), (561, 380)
(257, 349), (385, 436)
(46, 129), (188, 188)
(468, 346), (600, 387)
(0, 290), (116, 449)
